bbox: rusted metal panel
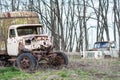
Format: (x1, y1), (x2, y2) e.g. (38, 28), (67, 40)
(0, 11), (39, 19)
(0, 11), (39, 54)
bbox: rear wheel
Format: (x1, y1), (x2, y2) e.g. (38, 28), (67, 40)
(16, 53), (37, 72)
(51, 52), (68, 68)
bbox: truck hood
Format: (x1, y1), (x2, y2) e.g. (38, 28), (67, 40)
(18, 34), (52, 50)
(19, 34), (48, 40)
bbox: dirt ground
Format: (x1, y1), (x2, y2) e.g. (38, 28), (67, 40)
(67, 56), (120, 80)
(0, 55), (119, 80)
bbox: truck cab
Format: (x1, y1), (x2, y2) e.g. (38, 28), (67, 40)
(7, 24), (51, 56)
(82, 41), (119, 59)
(92, 41), (116, 51)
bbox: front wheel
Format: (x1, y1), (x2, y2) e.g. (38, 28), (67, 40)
(16, 53), (37, 72)
(51, 52), (68, 68)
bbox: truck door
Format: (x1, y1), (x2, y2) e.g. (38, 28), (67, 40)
(7, 29), (18, 56)
(110, 42), (118, 57)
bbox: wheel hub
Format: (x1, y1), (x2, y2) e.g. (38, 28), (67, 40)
(20, 57), (31, 70)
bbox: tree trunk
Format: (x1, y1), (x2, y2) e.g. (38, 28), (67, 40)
(83, 0), (88, 50)
(11, 0), (16, 11)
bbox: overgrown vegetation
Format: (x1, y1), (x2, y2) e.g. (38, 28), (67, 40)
(0, 67), (29, 80)
(0, 67), (90, 80)
(0, 58), (120, 80)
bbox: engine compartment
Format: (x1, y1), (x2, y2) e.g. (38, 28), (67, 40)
(19, 35), (52, 51)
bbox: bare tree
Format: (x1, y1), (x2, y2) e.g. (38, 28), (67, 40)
(90, 0), (110, 42)
(11, 0), (15, 11)
(28, 0), (34, 11)
(83, 0), (88, 50)
(113, 0), (120, 57)
(0, 0), (119, 53)
(99, 0), (110, 41)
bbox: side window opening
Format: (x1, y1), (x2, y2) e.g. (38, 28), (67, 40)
(39, 27), (45, 34)
(9, 29), (15, 38)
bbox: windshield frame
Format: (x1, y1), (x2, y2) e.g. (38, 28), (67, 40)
(94, 42), (110, 48)
(17, 26), (45, 36)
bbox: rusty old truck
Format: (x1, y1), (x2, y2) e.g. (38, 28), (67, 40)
(0, 11), (68, 72)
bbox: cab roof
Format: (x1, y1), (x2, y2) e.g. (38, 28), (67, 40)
(9, 24), (44, 29)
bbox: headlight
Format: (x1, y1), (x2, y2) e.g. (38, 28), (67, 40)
(25, 39), (31, 45)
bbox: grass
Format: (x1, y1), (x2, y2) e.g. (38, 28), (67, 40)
(0, 67), (20, 80)
(0, 67), (90, 80)
(0, 58), (119, 80)
(0, 67), (31, 80)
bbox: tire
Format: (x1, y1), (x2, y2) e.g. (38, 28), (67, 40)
(52, 51), (68, 67)
(16, 53), (37, 72)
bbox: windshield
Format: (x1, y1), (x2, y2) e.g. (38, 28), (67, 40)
(17, 26), (45, 36)
(94, 42), (110, 48)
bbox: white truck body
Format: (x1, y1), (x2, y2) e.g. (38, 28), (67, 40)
(82, 41), (119, 59)
(82, 50), (119, 59)
(7, 24), (51, 56)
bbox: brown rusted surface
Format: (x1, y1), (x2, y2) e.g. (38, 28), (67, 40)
(0, 50), (7, 55)
(0, 61), (5, 66)
(19, 56), (31, 70)
(8, 56), (16, 62)
(0, 11), (38, 19)
(50, 54), (64, 67)
(32, 50), (65, 69)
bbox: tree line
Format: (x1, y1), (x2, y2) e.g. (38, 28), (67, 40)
(0, 0), (120, 56)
